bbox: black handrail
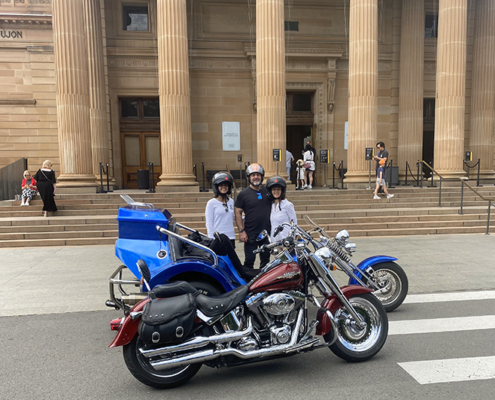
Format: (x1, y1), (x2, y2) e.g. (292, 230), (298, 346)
(463, 158), (482, 187)
(459, 177), (495, 235)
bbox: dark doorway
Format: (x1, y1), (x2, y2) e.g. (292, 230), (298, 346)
(286, 92), (314, 183)
(422, 98), (435, 178)
(286, 125), (312, 183)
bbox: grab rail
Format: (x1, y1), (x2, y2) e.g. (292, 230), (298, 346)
(156, 225), (219, 266)
(459, 177), (495, 235)
(418, 160), (443, 207)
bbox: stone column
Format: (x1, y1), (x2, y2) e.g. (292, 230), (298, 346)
(52, 0), (97, 188)
(345, 0), (378, 185)
(433, 0), (468, 178)
(256, 0), (286, 179)
(83, 0), (110, 180)
(156, 0), (197, 190)
(469, 0), (495, 178)
(398, 0), (424, 179)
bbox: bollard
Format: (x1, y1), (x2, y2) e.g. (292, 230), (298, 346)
(486, 200), (491, 235)
(416, 162), (420, 187)
(99, 162), (112, 193)
(332, 161), (336, 189)
(405, 161), (409, 186)
(477, 159), (482, 187)
(460, 181), (464, 215)
(146, 162), (155, 193)
(388, 160), (395, 189)
(340, 160), (346, 190)
(200, 162), (208, 192)
(193, 164), (197, 182)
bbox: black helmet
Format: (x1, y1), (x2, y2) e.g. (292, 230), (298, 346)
(212, 172), (233, 196)
(245, 163), (265, 181)
(266, 176), (287, 200)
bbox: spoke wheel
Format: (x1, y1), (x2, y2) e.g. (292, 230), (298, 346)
(367, 262), (408, 312)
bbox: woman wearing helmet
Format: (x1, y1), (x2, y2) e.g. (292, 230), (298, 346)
(266, 176), (297, 240)
(205, 172), (236, 247)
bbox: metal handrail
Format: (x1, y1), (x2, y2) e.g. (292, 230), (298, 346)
(459, 177), (495, 235)
(156, 225), (219, 266)
(418, 160), (443, 207)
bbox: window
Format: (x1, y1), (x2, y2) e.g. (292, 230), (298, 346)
(284, 21), (299, 32)
(121, 99), (138, 118)
(425, 14), (437, 38)
(123, 5), (149, 31)
(143, 99), (159, 118)
(292, 94), (312, 112)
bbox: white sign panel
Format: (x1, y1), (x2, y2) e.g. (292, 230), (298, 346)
(222, 121), (241, 151)
(344, 121), (348, 150)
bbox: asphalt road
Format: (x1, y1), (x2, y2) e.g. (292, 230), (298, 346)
(2, 295), (494, 400)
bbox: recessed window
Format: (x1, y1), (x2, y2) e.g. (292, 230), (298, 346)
(143, 99), (160, 118)
(292, 94), (312, 112)
(123, 5), (149, 31)
(284, 21), (299, 32)
(425, 14), (437, 38)
(121, 99), (138, 118)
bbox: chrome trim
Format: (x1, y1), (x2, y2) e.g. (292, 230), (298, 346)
(140, 317), (254, 359)
(175, 222), (208, 237)
(149, 309), (305, 370)
(120, 194), (154, 209)
(156, 225), (219, 266)
(220, 310), (242, 332)
(108, 264), (142, 310)
(130, 311), (143, 320)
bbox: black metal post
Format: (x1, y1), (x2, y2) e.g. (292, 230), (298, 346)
(332, 161), (336, 189)
(388, 160), (395, 188)
(477, 159), (482, 187)
(193, 164), (197, 182)
(430, 163), (434, 187)
(416, 162), (420, 187)
(486, 200), (491, 235)
(146, 162), (155, 193)
(99, 162), (104, 193)
(460, 182), (464, 215)
(106, 163), (112, 192)
(405, 161), (408, 186)
(439, 178), (442, 207)
(340, 160), (345, 189)
(420, 162), (423, 189)
(199, 162), (208, 192)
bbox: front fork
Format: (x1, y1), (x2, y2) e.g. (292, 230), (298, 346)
(333, 257), (381, 291)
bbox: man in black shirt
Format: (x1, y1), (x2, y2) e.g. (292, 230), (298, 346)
(374, 141), (389, 193)
(234, 163), (271, 270)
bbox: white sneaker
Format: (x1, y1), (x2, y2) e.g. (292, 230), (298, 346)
(373, 195), (380, 200)
(308, 185), (312, 189)
(302, 184), (307, 189)
(387, 194), (394, 199)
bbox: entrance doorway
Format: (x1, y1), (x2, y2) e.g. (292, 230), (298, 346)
(422, 98), (435, 178)
(119, 98), (161, 189)
(286, 92), (314, 183)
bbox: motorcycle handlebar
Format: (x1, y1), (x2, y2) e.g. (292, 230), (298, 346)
(253, 240), (280, 254)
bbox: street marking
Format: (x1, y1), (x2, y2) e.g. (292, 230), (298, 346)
(389, 315), (495, 335)
(404, 290), (495, 304)
(398, 356), (495, 384)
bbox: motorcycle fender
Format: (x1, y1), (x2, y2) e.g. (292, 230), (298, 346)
(109, 298), (150, 348)
(316, 285), (373, 336)
(348, 256), (398, 285)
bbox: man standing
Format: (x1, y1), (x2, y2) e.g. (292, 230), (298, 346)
(234, 163), (271, 270)
(285, 149), (294, 180)
(374, 141), (389, 192)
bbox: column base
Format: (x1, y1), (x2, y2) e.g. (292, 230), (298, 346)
(57, 174), (99, 190)
(344, 170), (377, 189)
(155, 184), (199, 193)
(56, 186), (98, 194)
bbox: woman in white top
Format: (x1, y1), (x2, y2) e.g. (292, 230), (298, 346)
(303, 144), (315, 189)
(205, 172), (236, 247)
(266, 176), (297, 240)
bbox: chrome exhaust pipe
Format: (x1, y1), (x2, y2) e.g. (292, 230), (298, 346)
(140, 317), (254, 359)
(150, 309), (305, 370)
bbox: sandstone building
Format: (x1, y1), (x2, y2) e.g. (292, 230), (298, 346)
(0, 0), (494, 190)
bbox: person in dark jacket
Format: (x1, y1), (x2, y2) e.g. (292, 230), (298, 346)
(33, 160), (57, 217)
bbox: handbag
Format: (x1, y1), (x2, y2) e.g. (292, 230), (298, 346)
(303, 162), (311, 169)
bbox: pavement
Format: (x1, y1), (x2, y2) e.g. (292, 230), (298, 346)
(1, 233), (495, 317)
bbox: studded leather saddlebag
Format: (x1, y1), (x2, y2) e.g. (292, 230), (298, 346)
(138, 293), (196, 345)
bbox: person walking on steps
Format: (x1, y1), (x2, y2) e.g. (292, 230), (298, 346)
(373, 159), (394, 200)
(205, 172), (236, 248)
(234, 163), (271, 270)
(33, 160), (57, 217)
(374, 141), (388, 194)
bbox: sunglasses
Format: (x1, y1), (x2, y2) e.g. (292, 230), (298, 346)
(222, 203), (229, 212)
(256, 192), (262, 200)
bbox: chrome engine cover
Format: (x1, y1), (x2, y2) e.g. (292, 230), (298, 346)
(270, 325), (292, 344)
(262, 293), (295, 316)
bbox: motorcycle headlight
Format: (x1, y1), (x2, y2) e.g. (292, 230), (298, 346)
(335, 229), (350, 246)
(315, 247), (333, 267)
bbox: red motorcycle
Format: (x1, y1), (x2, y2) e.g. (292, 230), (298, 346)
(109, 221), (388, 389)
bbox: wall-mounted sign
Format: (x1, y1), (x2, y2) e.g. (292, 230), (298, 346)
(237, 154), (243, 162)
(465, 151), (472, 162)
(273, 149), (280, 162)
(365, 147), (374, 161)
(320, 149), (329, 164)
(0, 31), (23, 39)
(222, 121), (240, 151)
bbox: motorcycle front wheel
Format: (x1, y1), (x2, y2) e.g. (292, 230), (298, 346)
(366, 262), (408, 312)
(324, 293), (388, 362)
(123, 335), (202, 389)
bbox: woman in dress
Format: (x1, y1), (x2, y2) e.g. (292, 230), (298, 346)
(33, 160), (57, 217)
(266, 176), (297, 240)
(205, 172), (236, 247)
(20, 170), (37, 206)
(303, 144), (315, 189)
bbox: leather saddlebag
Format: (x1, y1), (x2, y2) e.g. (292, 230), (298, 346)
(138, 293), (196, 345)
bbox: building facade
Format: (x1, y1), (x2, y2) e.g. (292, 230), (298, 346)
(0, 0), (494, 190)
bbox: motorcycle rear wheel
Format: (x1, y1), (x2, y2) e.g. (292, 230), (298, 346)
(366, 262), (408, 312)
(324, 293), (388, 362)
(123, 335), (202, 389)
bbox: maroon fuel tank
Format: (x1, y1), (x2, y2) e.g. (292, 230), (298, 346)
(249, 262), (304, 293)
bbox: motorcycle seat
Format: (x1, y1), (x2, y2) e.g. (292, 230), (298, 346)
(152, 281), (199, 298)
(196, 285), (249, 318)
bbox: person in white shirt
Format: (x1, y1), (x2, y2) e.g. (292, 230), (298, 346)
(266, 176), (297, 240)
(205, 172), (236, 247)
(285, 149), (294, 179)
(303, 144), (315, 189)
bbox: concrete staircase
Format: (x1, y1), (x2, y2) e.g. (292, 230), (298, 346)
(1, 184), (495, 248)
